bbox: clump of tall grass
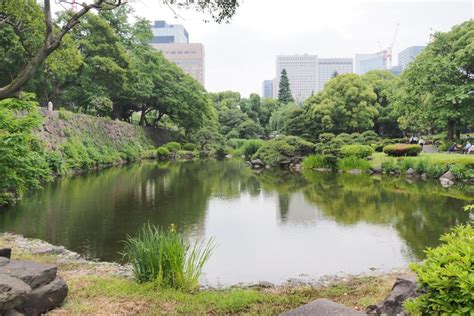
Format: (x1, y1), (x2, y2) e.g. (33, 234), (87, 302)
(337, 155), (370, 171)
(302, 154), (336, 170)
(122, 223), (215, 291)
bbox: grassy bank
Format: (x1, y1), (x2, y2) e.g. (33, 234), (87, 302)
(0, 235), (395, 315)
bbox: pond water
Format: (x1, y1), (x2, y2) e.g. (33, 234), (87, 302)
(0, 160), (472, 285)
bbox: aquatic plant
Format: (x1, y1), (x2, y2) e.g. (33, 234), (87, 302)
(123, 223), (215, 291)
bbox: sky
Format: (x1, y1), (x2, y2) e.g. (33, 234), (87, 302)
(62, 0), (474, 97)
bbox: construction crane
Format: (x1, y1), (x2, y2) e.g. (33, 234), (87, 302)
(378, 23), (400, 69)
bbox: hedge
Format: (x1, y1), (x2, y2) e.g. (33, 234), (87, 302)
(383, 144), (422, 157)
(340, 144), (374, 158)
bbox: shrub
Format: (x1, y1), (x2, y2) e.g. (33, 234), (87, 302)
(449, 165), (474, 180)
(383, 144), (422, 157)
(182, 143), (196, 151)
(302, 154), (335, 170)
(337, 156), (370, 171)
(157, 147), (170, 159)
(404, 225), (474, 314)
(340, 144), (374, 158)
(165, 142), (181, 152)
(319, 132), (335, 142)
(252, 136), (316, 166)
(122, 224), (215, 291)
(381, 158), (400, 174)
(426, 163), (448, 178)
(240, 139), (264, 157)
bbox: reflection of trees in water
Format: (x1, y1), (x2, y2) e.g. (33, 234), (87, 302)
(300, 172), (471, 259)
(0, 160), (471, 262)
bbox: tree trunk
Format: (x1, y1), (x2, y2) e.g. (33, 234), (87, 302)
(447, 119), (455, 141)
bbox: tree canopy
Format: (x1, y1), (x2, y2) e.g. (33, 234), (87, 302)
(278, 69), (294, 104)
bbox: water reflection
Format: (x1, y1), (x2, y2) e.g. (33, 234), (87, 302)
(0, 159), (471, 284)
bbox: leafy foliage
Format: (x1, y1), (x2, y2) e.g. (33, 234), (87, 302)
(252, 136), (316, 166)
(340, 144), (374, 158)
(122, 223), (215, 291)
(0, 96), (50, 206)
(405, 225), (474, 314)
(383, 144), (422, 157)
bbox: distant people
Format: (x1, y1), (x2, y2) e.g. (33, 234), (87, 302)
(418, 137), (425, 148)
(412, 135), (419, 144)
(409, 136), (414, 144)
(448, 143), (457, 153)
(462, 141), (472, 154)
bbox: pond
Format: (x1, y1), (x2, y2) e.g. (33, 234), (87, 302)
(0, 159), (472, 285)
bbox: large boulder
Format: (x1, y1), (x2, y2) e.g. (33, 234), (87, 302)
(17, 276), (68, 316)
(439, 171), (455, 181)
(0, 275), (31, 311)
(250, 159), (265, 169)
(405, 168), (416, 177)
(367, 274), (419, 315)
(280, 298), (364, 316)
(0, 261), (57, 289)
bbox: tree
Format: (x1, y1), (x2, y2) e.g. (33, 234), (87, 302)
(0, 0), (240, 100)
(307, 74), (378, 134)
(362, 70), (401, 137)
(278, 69), (294, 104)
(394, 20), (474, 140)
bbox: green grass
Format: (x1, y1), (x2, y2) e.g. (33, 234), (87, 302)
(59, 275), (394, 315)
(338, 156), (371, 171)
(122, 223), (215, 291)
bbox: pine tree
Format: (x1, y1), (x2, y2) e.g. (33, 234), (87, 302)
(278, 69), (294, 104)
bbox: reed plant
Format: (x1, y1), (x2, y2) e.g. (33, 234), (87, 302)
(337, 156), (371, 171)
(122, 223), (215, 291)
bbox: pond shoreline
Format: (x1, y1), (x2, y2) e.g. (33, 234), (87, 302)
(0, 232), (408, 289)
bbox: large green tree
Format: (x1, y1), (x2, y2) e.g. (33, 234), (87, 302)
(394, 20), (474, 140)
(0, 0), (239, 100)
(307, 74), (378, 134)
(278, 69), (294, 104)
(362, 70), (401, 137)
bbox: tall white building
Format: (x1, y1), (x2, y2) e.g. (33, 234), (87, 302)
(398, 46), (425, 71)
(150, 20), (189, 44)
(317, 58), (353, 91)
(273, 54), (318, 102)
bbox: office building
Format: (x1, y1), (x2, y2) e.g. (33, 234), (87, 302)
(151, 43), (205, 86)
(354, 51), (386, 74)
(317, 58), (353, 91)
(150, 20), (205, 86)
(389, 65), (402, 76)
(150, 20), (189, 44)
(398, 46), (425, 70)
(273, 54), (318, 102)
(262, 80), (273, 99)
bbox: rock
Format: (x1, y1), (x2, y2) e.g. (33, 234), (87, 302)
(0, 274), (31, 311)
(405, 168), (416, 177)
(0, 261), (57, 289)
(439, 170), (455, 181)
(265, 165), (272, 169)
(314, 168), (331, 172)
(347, 169), (363, 175)
(367, 273), (418, 315)
(17, 276), (68, 316)
(250, 159), (265, 168)
(371, 167), (383, 174)
(0, 248), (12, 259)
(420, 173), (428, 180)
(440, 178), (454, 187)
(0, 257), (10, 267)
(281, 298), (364, 316)
(3, 309), (25, 316)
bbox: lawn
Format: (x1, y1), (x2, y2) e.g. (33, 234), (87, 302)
(370, 152), (474, 169)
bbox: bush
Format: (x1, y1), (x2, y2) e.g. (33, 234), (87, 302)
(381, 158), (401, 174)
(404, 225), (474, 314)
(302, 154), (336, 170)
(182, 143), (196, 151)
(319, 132), (335, 142)
(122, 224), (215, 291)
(337, 156), (370, 171)
(165, 142), (181, 152)
(340, 144), (374, 158)
(252, 136), (316, 166)
(240, 139), (264, 157)
(157, 147), (170, 159)
(449, 165), (474, 180)
(383, 144), (422, 157)
(426, 163), (448, 178)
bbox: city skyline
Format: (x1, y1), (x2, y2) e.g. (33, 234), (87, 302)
(130, 0), (472, 97)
